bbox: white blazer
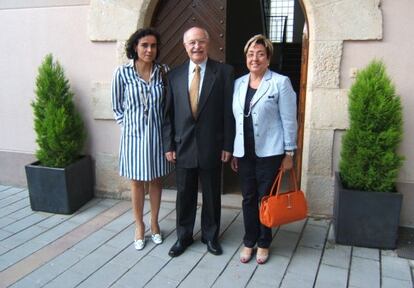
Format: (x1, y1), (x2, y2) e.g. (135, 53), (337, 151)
(232, 69), (297, 157)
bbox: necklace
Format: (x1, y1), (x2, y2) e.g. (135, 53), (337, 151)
(135, 63), (154, 124)
(241, 85), (257, 117)
(243, 101), (253, 117)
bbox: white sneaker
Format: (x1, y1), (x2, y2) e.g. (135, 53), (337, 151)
(151, 233), (163, 244)
(134, 239), (145, 250)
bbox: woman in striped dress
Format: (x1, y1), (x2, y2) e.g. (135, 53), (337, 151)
(111, 28), (172, 250)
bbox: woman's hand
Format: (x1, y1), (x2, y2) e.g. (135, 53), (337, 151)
(230, 157), (238, 172)
(165, 151), (176, 163)
(280, 155), (293, 171)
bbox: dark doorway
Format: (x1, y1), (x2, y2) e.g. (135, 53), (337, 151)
(151, 0), (306, 193)
(151, 0), (227, 67)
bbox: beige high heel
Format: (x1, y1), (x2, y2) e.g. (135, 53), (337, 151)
(256, 248), (269, 264)
(239, 247), (253, 263)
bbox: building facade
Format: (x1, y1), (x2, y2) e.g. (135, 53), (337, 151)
(1, 0), (413, 226)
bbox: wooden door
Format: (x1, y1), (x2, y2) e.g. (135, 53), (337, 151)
(295, 22), (308, 186)
(151, 0), (227, 68)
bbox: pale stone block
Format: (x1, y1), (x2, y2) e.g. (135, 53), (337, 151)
(304, 174), (334, 216)
(88, 0), (143, 41)
(307, 0), (382, 41)
(92, 82), (113, 120)
(95, 152), (129, 197)
(307, 129), (334, 176)
(308, 40), (342, 89)
(332, 129), (345, 173)
(116, 41), (129, 66)
(310, 88), (349, 129)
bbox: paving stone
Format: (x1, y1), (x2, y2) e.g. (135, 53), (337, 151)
(279, 218), (306, 233)
(12, 250), (85, 287)
(353, 246), (380, 260)
(0, 216), (23, 229)
(307, 217), (331, 228)
(246, 280), (274, 288)
(0, 185), (11, 192)
(271, 229), (301, 258)
(381, 254), (412, 281)
(151, 249), (204, 282)
(314, 264), (348, 288)
(299, 223), (329, 250)
(1, 189), (414, 288)
(0, 243), (10, 254)
(9, 274), (44, 288)
(382, 277), (412, 288)
(3, 213), (50, 233)
(281, 271), (314, 288)
(70, 229), (117, 257)
(349, 256), (380, 288)
(142, 276), (180, 288)
(286, 246), (322, 280)
(0, 224), (47, 250)
(0, 228), (13, 241)
(7, 206), (34, 221)
(34, 221), (79, 245)
(113, 255), (167, 287)
(0, 187), (25, 200)
(36, 214), (73, 229)
(211, 259), (257, 288)
(0, 198), (30, 218)
(76, 260), (129, 288)
(0, 240), (45, 270)
(69, 244), (120, 277)
(181, 217), (246, 288)
(321, 242), (351, 269)
(0, 192), (28, 208)
(42, 269), (88, 288)
(247, 254), (290, 287)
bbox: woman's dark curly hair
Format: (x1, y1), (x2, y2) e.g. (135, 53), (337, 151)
(125, 28), (161, 60)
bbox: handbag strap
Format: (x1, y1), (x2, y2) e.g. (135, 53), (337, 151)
(268, 168), (299, 197)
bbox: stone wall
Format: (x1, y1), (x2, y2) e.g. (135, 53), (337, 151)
(87, 0), (383, 213)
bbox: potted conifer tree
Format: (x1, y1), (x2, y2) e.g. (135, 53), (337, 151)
(25, 54), (94, 214)
(333, 60), (404, 249)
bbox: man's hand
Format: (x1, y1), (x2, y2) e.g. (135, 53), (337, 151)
(230, 157), (238, 172)
(165, 151), (176, 163)
(221, 151), (232, 163)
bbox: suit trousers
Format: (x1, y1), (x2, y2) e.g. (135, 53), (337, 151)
(238, 154), (283, 248)
(175, 166), (222, 242)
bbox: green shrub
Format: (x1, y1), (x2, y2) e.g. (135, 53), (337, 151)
(339, 60), (404, 192)
(32, 54), (86, 167)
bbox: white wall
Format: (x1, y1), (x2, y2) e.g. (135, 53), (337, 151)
(340, 0), (414, 225)
(0, 5), (118, 158)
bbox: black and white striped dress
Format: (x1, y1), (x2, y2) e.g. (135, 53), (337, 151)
(111, 61), (172, 181)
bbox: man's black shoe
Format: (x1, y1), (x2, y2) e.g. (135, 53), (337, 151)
(201, 238), (222, 255)
(168, 239), (194, 257)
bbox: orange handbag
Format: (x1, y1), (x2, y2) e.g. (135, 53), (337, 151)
(259, 168), (308, 228)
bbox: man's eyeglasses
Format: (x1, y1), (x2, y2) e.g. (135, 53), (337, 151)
(185, 39), (208, 47)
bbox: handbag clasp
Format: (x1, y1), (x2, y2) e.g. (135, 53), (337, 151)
(287, 194), (292, 209)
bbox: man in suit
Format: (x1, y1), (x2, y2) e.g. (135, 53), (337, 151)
(163, 26), (235, 257)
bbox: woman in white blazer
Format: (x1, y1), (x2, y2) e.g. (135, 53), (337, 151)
(231, 34), (297, 264)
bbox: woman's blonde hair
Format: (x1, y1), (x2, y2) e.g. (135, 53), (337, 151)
(243, 34), (273, 59)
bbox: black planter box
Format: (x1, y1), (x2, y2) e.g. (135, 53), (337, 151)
(25, 155), (94, 214)
(333, 172), (402, 249)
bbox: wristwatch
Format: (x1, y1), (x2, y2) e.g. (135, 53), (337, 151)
(285, 150), (295, 157)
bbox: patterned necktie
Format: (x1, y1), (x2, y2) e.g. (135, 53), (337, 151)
(189, 65), (200, 118)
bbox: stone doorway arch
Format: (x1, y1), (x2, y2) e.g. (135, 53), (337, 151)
(88, 0), (383, 216)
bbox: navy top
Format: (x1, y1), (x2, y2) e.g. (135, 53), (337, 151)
(243, 86), (256, 158)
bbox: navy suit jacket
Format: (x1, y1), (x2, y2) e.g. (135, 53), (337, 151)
(163, 58), (235, 169)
